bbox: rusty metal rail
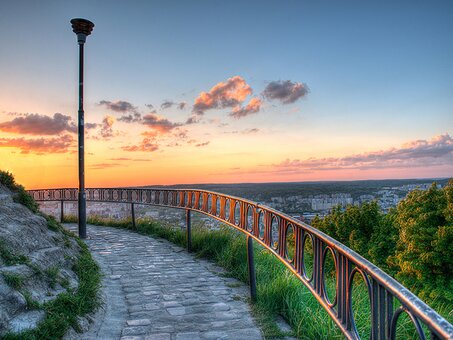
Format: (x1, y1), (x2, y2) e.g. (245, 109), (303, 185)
(29, 187), (453, 340)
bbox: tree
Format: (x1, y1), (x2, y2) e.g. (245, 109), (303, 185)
(312, 201), (396, 269)
(390, 181), (453, 303)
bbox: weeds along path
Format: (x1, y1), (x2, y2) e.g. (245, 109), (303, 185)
(63, 223), (263, 340)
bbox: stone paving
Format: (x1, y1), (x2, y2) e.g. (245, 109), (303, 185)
(65, 224), (263, 340)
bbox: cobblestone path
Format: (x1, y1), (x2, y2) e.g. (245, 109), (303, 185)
(65, 224), (263, 340)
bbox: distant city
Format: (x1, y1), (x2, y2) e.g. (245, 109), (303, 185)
(39, 178), (449, 228)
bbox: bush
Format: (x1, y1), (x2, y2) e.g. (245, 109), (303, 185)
(312, 180), (453, 308)
(311, 201), (397, 270)
(390, 181), (453, 304)
(0, 170), (39, 213)
(0, 170), (15, 189)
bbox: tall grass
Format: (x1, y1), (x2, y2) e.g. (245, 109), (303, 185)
(63, 215), (451, 339)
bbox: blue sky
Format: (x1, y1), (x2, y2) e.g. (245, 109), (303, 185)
(0, 1), (452, 187)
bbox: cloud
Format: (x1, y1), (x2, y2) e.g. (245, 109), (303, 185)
(118, 112), (142, 123)
(262, 80), (309, 104)
(89, 163), (121, 170)
(85, 122), (99, 129)
(161, 100), (175, 110)
(109, 157), (151, 162)
(0, 134), (74, 154)
(273, 134), (453, 172)
(172, 129), (188, 141)
(98, 100), (137, 113)
(225, 128), (260, 135)
(121, 138), (159, 152)
(142, 113), (182, 134)
(100, 115), (115, 139)
(0, 113), (77, 135)
(161, 100), (187, 111)
(109, 157), (131, 161)
(189, 76), (252, 122)
(195, 141), (210, 147)
(99, 100), (159, 123)
(229, 97), (262, 119)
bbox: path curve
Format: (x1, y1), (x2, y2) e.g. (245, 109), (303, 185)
(65, 224), (263, 340)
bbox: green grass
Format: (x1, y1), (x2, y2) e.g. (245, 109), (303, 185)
(61, 215), (78, 223)
(76, 215), (452, 339)
(2, 272), (24, 290)
(1, 225), (101, 340)
(0, 170), (38, 213)
(0, 241), (30, 266)
(44, 266), (60, 289)
(23, 291), (41, 310)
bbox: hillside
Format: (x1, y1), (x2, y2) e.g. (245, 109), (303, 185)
(0, 172), (99, 338)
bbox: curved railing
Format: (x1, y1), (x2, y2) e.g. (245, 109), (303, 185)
(29, 187), (453, 340)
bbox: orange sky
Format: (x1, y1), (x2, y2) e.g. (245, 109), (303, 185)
(1, 2), (452, 189)
(1, 75), (452, 189)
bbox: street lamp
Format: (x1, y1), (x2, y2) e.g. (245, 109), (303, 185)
(70, 18), (94, 239)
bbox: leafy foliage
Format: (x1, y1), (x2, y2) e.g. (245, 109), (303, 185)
(312, 180), (453, 308)
(0, 170), (39, 213)
(390, 181), (453, 304)
(312, 201), (397, 270)
(0, 170), (15, 189)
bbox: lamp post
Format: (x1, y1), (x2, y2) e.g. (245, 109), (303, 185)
(70, 18), (94, 239)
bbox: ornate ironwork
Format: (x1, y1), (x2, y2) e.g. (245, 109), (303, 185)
(29, 187), (453, 340)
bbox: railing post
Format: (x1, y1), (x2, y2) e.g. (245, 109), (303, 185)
(60, 200), (64, 223)
(131, 203), (136, 230)
(186, 209), (192, 252)
(247, 235), (257, 302)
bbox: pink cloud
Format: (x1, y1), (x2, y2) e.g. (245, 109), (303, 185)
(142, 113), (182, 134)
(230, 97), (262, 119)
(0, 134), (74, 154)
(121, 138), (159, 152)
(273, 134), (453, 172)
(0, 113), (77, 135)
(189, 76), (252, 122)
(100, 115), (115, 139)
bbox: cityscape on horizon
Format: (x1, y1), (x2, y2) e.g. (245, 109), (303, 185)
(0, 1), (452, 189)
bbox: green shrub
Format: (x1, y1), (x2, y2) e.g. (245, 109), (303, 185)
(311, 180), (453, 315)
(0, 170), (15, 189)
(390, 181), (453, 304)
(0, 170), (39, 213)
(312, 201), (397, 271)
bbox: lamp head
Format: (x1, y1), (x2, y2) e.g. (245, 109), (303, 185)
(70, 18), (94, 44)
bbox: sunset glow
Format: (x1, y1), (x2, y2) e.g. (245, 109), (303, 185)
(0, 2), (452, 189)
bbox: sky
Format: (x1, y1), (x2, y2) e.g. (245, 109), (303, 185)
(0, 1), (452, 189)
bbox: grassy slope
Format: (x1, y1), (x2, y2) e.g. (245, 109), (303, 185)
(1, 229), (101, 340)
(63, 214), (452, 339)
(0, 171), (102, 339)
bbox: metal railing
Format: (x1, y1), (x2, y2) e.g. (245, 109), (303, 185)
(28, 187), (453, 340)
